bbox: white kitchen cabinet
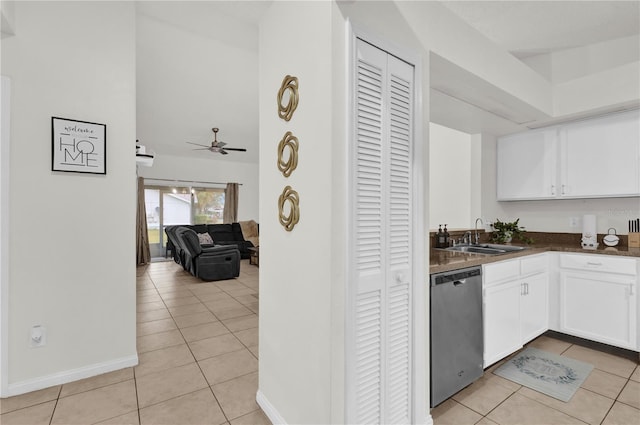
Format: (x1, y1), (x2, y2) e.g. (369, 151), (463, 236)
(497, 109), (640, 200)
(497, 128), (558, 200)
(559, 254), (637, 350)
(484, 279), (522, 367)
(520, 272), (549, 343)
(560, 109), (640, 198)
(483, 254), (548, 367)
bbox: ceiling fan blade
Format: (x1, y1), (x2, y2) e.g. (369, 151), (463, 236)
(186, 142), (210, 148)
(192, 148), (213, 151)
(224, 147), (247, 152)
(216, 141), (227, 148)
(220, 149), (229, 155)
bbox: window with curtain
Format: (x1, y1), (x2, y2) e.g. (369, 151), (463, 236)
(143, 185), (225, 257)
(192, 187), (225, 224)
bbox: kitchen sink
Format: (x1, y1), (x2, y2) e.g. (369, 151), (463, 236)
(441, 244), (527, 255)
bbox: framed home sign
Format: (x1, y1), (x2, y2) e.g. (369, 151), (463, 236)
(52, 117), (106, 174)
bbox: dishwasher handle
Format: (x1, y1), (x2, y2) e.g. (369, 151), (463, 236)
(431, 267), (482, 286)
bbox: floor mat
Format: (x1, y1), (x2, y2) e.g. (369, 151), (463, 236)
(494, 347), (593, 402)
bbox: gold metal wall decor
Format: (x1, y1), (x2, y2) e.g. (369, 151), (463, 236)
(277, 131), (299, 177)
(277, 75), (299, 121)
(278, 185), (300, 232)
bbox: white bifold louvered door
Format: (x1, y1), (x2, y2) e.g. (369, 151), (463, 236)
(348, 38), (414, 425)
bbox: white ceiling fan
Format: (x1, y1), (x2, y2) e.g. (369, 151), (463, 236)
(187, 127), (247, 155)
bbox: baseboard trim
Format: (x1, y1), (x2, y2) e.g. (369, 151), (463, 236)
(255, 389), (432, 425)
(4, 354), (138, 397)
(256, 389), (287, 425)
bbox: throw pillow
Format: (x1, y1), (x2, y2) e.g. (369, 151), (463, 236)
(197, 232), (214, 245)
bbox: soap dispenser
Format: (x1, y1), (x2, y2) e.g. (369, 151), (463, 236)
(443, 224), (450, 247)
(436, 225), (445, 248)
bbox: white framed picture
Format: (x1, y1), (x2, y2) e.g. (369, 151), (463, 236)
(51, 117), (106, 174)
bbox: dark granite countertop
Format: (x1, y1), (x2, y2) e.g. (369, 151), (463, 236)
(430, 243), (640, 274)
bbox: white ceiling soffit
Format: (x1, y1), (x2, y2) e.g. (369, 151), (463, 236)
(430, 89), (524, 136)
(135, 1), (272, 51)
(430, 53), (550, 126)
(441, 0), (640, 58)
(525, 100), (640, 129)
(0, 0), (15, 38)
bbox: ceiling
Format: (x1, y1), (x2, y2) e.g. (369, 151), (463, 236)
(136, 1), (640, 162)
(441, 0), (640, 58)
(135, 1), (271, 164)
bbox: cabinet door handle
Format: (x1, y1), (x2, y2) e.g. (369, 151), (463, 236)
(551, 185), (556, 196)
(586, 262), (603, 267)
(630, 284), (635, 296)
(526, 282), (529, 295)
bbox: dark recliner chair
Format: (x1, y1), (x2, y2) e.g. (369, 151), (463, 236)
(165, 223), (255, 260)
(164, 225), (184, 265)
(174, 227), (240, 281)
(207, 223), (254, 259)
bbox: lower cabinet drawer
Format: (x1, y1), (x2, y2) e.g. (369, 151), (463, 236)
(559, 253), (637, 276)
(521, 254), (547, 276)
(483, 259), (520, 285)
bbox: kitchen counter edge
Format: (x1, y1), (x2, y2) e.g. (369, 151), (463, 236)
(430, 245), (640, 274)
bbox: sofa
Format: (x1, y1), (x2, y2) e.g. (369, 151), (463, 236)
(167, 226), (240, 281)
(166, 223), (256, 260)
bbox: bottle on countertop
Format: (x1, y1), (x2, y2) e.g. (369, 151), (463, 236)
(437, 225), (445, 248)
(443, 224), (450, 247)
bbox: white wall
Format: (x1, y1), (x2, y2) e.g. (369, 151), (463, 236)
(258, 2), (334, 423)
(1, 2), (137, 394)
(429, 123), (479, 229)
(136, 10), (259, 164)
(259, 1), (430, 423)
(0, 75), (10, 394)
(480, 133), (640, 235)
(138, 153), (259, 221)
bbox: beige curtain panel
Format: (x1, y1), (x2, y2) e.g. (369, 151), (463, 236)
(223, 182), (239, 223)
(136, 176), (151, 265)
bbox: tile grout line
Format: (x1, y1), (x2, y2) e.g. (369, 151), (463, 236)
(135, 262), (260, 423)
(146, 263), (255, 423)
(47, 384), (63, 425)
(133, 368), (142, 425)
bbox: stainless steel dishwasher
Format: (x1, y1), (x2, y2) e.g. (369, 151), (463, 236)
(430, 266), (484, 407)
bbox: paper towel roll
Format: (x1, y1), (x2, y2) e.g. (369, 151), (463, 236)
(583, 214), (596, 238)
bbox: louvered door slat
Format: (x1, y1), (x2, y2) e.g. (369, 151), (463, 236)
(385, 56), (413, 425)
(355, 289), (382, 424)
(350, 39), (414, 425)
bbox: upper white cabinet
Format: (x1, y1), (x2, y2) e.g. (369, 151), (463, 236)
(560, 110), (640, 198)
(497, 129), (558, 200)
(497, 109), (640, 200)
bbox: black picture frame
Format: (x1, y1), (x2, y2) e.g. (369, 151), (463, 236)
(51, 117), (106, 174)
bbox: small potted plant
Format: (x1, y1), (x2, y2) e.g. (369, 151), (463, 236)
(490, 218), (533, 244)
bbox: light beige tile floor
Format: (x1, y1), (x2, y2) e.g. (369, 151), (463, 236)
(434, 335), (640, 425)
(2, 258), (639, 425)
(0, 259), (270, 425)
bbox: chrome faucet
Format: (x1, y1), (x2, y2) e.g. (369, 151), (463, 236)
(475, 218), (484, 245)
(461, 231), (472, 245)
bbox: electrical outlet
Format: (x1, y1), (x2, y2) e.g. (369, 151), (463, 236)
(30, 325), (46, 348)
(569, 217), (580, 228)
